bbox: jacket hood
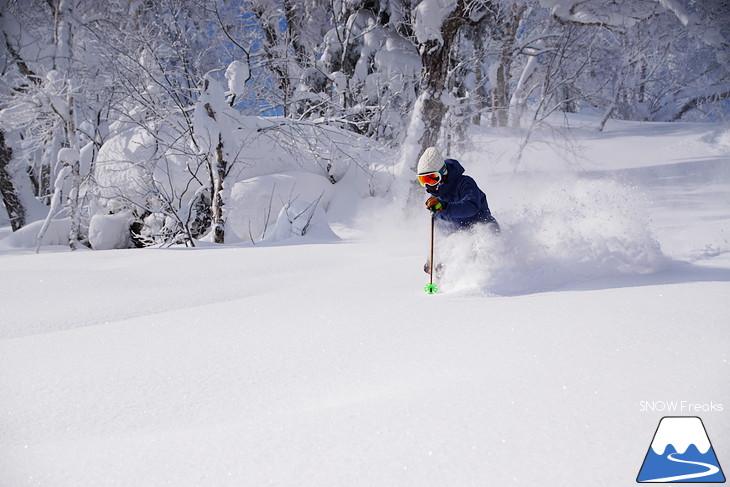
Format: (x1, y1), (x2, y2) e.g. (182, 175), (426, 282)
(428, 159), (464, 195)
(444, 159), (465, 179)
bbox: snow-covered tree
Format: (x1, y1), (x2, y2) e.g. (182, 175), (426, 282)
(318, 0), (421, 142)
(540, 0), (730, 123)
(2, 0), (728, 249)
(0, 0), (93, 248)
(193, 75), (241, 244)
(0, 130), (25, 230)
(246, 0), (328, 117)
(81, 0), (254, 246)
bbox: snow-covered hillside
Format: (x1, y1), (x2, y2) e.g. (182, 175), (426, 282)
(1, 117), (729, 486)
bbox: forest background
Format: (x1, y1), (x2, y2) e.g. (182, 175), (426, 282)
(1, 0), (728, 249)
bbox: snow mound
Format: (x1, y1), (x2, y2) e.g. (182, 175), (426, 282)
(88, 212), (133, 250)
(437, 177), (668, 294)
(0, 218), (71, 249)
(227, 172), (334, 243)
(271, 199), (338, 242)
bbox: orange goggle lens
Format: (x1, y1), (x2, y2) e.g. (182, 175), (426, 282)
(417, 172), (441, 187)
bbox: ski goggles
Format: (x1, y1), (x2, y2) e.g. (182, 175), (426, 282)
(417, 167), (447, 187)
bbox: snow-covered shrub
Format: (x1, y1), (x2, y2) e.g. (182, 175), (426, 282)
(92, 123), (197, 245)
(272, 199), (338, 242)
(88, 211), (133, 250)
(226, 172), (334, 243)
(91, 113), (394, 246)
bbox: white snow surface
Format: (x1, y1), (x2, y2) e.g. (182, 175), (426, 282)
(1, 116), (729, 486)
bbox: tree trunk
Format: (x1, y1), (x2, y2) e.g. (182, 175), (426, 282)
(54, 0), (83, 250)
(250, 3), (295, 117)
(418, 0), (471, 151)
(492, 59), (509, 127)
(473, 65), (486, 125)
(203, 98), (227, 244)
(212, 133), (226, 244)
(68, 156), (81, 250)
(0, 131), (26, 231)
(492, 4), (526, 127)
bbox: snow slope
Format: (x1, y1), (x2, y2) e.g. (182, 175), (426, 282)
(1, 118), (729, 486)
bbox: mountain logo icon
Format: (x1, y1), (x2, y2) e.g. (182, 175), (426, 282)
(637, 416), (726, 483)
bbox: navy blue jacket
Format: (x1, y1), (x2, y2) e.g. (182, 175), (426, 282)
(427, 159), (497, 232)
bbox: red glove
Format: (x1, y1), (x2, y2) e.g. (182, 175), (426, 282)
(426, 197), (445, 213)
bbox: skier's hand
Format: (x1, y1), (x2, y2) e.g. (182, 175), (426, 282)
(426, 197), (445, 213)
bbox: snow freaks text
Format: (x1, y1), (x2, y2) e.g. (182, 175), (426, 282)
(639, 401), (724, 413)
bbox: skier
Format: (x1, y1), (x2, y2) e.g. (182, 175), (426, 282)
(416, 146), (499, 274)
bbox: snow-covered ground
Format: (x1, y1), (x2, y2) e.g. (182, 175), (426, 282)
(1, 117), (729, 486)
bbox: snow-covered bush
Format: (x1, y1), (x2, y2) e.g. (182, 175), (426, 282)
(90, 111), (393, 246)
(226, 172), (334, 243)
(88, 211), (133, 250)
(91, 122), (198, 244)
(272, 199), (338, 242)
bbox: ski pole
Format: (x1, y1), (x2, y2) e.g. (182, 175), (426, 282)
(424, 212), (438, 294)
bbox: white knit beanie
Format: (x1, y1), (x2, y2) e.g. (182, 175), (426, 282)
(417, 147), (445, 174)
